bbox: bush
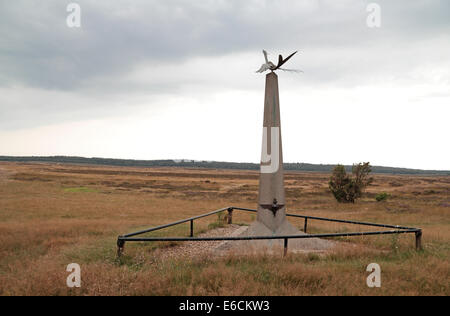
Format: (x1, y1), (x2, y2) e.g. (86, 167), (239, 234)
(329, 162), (373, 203)
(375, 192), (390, 202)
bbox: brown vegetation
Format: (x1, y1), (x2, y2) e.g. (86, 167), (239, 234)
(0, 162), (448, 295)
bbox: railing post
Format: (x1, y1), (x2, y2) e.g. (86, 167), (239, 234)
(190, 220), (194, 237)
(227, 207), (233, 224)
(304, 218), (308, 233)
(284, 238), (288, 257)
(415, 230), (422, 251)
(117, 238), (125, 257)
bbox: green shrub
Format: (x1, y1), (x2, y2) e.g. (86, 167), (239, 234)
(375, 192), (390, 202)
(329, 162), (373, 203)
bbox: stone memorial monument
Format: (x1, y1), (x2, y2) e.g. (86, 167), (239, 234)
(217, 50), (332, 253)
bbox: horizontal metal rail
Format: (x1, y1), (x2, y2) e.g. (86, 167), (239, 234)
(122, 207), (230, 238)
(118, 229), (419, 242)
(231, 206), (417, 230)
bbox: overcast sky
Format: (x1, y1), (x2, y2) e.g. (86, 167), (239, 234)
(0, 0), (449, 170)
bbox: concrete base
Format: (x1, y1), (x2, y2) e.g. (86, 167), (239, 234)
(214, 220), (334, 255)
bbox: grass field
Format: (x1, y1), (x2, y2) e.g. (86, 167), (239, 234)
(0, 162), (448, 295)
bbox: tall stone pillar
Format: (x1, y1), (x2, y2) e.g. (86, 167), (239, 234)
(257, 72), (287, 232)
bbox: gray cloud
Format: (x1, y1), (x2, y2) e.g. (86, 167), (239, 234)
(0, 0), (449, 129)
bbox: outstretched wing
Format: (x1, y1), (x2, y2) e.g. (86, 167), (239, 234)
(256, 63), (271, 73)
(274, 51), (298, 70)
(262, 50), (269, 64)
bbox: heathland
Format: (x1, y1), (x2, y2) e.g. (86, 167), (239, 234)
(0, 162), (448, 295)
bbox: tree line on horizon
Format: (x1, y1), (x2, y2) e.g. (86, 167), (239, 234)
(0, 155), (448, 175)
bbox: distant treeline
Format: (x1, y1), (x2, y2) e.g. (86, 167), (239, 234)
(0, 156), (448, 175)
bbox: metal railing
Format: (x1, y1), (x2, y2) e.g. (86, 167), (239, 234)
(117, 206), (422, 257)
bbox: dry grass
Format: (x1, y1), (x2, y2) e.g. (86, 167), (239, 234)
(0, 162), (448, 296)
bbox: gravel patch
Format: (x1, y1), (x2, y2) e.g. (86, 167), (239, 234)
(151, 224), (248, 260)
